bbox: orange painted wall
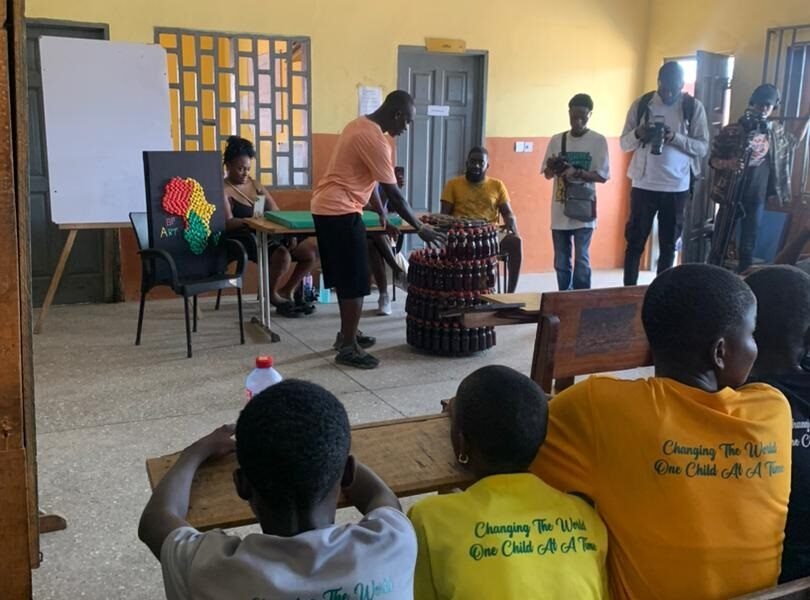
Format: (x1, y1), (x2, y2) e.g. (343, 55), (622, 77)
(486, 137), (631, 273)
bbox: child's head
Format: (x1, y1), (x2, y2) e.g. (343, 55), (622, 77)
(642, 264), (758, 389)
(746, 266), (810, 372)
(451, 365), (548, 477)
(235, 379), (352, 515)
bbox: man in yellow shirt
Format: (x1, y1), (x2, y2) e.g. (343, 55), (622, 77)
(441, 147), (522, 292)
(409, 365), (608, 599)
(532, 263), (792, 600)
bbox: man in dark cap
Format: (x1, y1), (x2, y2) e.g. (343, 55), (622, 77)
(619, 62), (710, 285)
(709, 84), (810, 272)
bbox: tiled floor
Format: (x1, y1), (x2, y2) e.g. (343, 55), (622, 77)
(30, 269), (654, 599)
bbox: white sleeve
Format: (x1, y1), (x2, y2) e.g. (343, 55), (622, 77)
(593, 134), (611, 181)
(160, 527), (206, 600)
(620, 99), (643, 152)
(542, 134), (560, 171)
(361, 507), (417, 553)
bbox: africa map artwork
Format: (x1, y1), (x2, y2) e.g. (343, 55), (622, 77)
(161, 176), (221, 254)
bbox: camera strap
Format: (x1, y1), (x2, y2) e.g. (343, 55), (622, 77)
(562, 131), (567, 155)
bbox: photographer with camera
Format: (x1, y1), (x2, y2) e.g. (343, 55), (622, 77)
(709, 84), (810, 272)
(620, 61), (709, 285)
(542, 93), (610, 291)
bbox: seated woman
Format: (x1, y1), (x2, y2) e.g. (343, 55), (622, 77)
(408, 365), (608, 599)
(222, 136), (317, 317)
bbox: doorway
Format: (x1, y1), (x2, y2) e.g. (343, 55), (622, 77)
(396, 47), (486, 217)
(27, 21), (118, 306)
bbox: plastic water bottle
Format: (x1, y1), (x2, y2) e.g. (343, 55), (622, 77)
(245, 356), (283, 400)
(303, 274), (314, 302)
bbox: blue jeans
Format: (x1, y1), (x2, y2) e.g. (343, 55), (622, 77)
(552, 228), (594, 290)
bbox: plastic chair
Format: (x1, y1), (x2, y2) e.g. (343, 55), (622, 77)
(130, 212), (246, 358)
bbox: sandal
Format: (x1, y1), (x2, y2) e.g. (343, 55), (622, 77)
(275, 301), (304, 318)
(295, 298), (316, 315)
(335, 346), (380, 369)
(333, 330), (376, 350)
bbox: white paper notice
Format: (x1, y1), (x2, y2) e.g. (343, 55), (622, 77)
(358, 86), (383, 116)
(427, 105), (450, 117)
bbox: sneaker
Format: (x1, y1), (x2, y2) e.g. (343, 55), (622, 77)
(377, 293), (392, 316)
(335, 345), (380, 369)
(333, 331), (376, 351)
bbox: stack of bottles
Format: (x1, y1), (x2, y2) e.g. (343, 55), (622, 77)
(406, 215), (498, 355)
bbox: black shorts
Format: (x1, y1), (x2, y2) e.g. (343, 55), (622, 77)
(313, 213), (369, 300)
(226, 232), (284, 264)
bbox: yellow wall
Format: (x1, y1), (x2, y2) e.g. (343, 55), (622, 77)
(645, 0), (810, 114)
(26, 0), (650, 137)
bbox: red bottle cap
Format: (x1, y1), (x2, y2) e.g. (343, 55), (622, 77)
(255, 356), (273, 368)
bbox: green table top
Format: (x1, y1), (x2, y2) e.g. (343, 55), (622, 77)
(263, 210), (402, 229)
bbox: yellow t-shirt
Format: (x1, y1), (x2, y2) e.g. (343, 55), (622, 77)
(531, 376), (792, 600)
(441, 176), (509, 223)
(408, 473), (608, 600)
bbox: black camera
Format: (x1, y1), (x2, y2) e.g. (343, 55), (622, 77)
(738, 109), (770, 135)
(546, 154), (571, 176)
(648, 116), (666, 155)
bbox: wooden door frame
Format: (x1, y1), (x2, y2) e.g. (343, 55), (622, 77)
(397, 45), (489, 147)
(3, 0), (36, 595)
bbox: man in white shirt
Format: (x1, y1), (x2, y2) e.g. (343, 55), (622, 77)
(542, 93), (611, 290)
(138, 379), (417, 600)
(620, 62), (709, 285)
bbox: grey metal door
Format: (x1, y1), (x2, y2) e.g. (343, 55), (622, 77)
(397, 49), (485, 216)
(683, 50), (734, 263)
(27, 22), (115, 306)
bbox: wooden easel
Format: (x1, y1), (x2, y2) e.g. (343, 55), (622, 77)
(34, 222), (124, 334)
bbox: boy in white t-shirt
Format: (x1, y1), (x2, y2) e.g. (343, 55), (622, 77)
(138, 379), (417, 600)
(542, 93), (610, 290)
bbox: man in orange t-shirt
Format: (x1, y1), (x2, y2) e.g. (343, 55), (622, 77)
(532, 264), (792, 599)
(311, 90), (444, 369)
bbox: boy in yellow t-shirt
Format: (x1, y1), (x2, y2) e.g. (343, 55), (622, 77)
(532, 263), (792, 600)
(409, 365), (608, 599)
(441, 147), (522, 292)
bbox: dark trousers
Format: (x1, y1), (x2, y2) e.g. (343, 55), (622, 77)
(736, 162), (770, 273)
(623, 187), (689, 285)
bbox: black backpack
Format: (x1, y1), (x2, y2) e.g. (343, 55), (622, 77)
(636, 90), (696, 134)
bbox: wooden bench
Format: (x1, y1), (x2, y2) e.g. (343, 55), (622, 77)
(146, 414), (471, 531)
(732, 577), (810, 599)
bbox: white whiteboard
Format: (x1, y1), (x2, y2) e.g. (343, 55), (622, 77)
(40, 37), (172, 225)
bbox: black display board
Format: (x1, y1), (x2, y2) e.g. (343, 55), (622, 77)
(143, 151), (227, 281)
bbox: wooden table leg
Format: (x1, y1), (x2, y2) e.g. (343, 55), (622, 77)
(34, 228), (77, 334)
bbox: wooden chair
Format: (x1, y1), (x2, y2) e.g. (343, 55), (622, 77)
(130, 211), (246, 358)
(530, 285), (652, 394)
(732, 578), (810, 599)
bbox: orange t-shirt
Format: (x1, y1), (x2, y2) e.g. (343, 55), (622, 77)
(311, 117), (396, 216)
(531, 376), (792, 600)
